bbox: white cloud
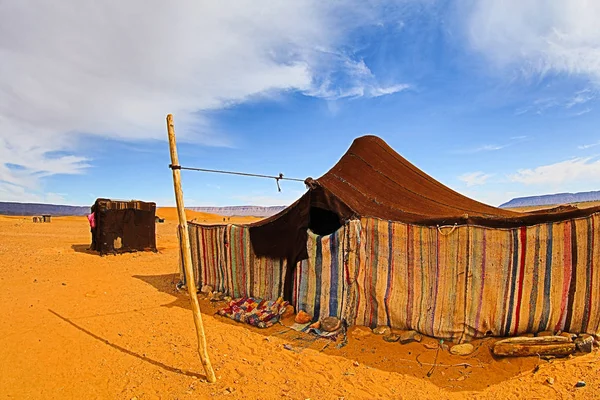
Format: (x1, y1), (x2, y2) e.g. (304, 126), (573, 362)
(304, 58), (410, 100)
(458, 171), (494, 187)
(466, 0), (600, 82)
(0, 1), (408, 202)
(509, 156), (600, 185)
(514, 91), (595, 116)
(454, 135), (529, 154)
(0, 181), (67, 204)
(579, 140), (600, 150)
(458, 188), (519, 207)
(454, 144), (507, 154)
(566, 89), (595, 108)
(572, 107), (592, 116)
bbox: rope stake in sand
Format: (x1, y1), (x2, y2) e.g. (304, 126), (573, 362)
(166, 114), (217, 383)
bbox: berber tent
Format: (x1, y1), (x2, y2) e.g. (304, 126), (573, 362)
(183, 135), (600, 342)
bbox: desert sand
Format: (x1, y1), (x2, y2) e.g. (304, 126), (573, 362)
(506, 201), (600, 213)
(0, 212), (598, 399)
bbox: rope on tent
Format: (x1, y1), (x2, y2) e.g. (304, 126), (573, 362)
(436, 223), (458, 236)
(169, 164), (305, 192)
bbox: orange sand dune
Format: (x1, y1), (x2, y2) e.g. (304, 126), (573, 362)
(0, 216), (598, 399)
(157, 207), (261, 225)
(507, 200), (600, 213)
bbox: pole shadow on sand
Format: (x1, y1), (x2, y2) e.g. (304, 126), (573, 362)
(47, 309), (205, 380)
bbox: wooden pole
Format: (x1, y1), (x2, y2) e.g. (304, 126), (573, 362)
(166, 114), (217, 383)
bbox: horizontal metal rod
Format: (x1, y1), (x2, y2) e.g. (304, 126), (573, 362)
(169, 164), (306, 182)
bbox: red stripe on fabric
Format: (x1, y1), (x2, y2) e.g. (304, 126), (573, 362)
(229, 226), (237, 296)
(293, 262), (299, 307)
(433, 227), (440, 335)
(406, 224), (413, 327)
(555, 222), (573, 332)
(239, 227), (247, 297)
(513, 226), (527, 335)
(385, 223), (394, 326)
(210, 229), (215, 287)
(344, 227), (351, 285)
(200, 227), (208, 287)
(587, 218), (595, 331)
(368, 219), (376, 327)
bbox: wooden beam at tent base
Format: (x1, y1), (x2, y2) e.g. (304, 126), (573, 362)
(492, 336), (576, 357)
(166, 113), (217, 383)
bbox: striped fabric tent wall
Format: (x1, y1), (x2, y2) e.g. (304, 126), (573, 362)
(294, 213), (600, 342)
(183, 222), (287, 301)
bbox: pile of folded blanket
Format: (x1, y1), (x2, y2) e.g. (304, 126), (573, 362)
(216, 296), (289, 328)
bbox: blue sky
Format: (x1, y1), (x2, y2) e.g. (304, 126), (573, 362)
(1, 1), (599, 207)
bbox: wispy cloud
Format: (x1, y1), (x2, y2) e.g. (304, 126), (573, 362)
(566, 89), (595, 108)
(304, 57), (410, 100)
(466, 0), (600, 84)
(454, 144), (507, 154)
(458, 171), (494, 187)
(453, 136), (527, 154)
(514, 92), (595, 116)
(571, 107), (592, 116)
(509, 156), (600, 185)
(578, 140), (600, 150)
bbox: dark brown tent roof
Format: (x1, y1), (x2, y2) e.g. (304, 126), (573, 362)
(314, 135), (519, 222)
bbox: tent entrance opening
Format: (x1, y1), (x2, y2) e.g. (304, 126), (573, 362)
(308, 206), (342, 236)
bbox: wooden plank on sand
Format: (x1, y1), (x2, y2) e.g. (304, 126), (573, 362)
(492, 336), (576, 357)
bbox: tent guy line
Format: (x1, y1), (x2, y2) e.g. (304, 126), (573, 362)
(168, 164), (305, 192)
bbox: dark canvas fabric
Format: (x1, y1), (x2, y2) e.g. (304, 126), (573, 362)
(92, 198), (157, 254)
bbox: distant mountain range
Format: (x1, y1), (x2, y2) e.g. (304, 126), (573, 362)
(0, 202), (89, 216)
(0, 202), (286, 217)
(500, 190), (600, 208)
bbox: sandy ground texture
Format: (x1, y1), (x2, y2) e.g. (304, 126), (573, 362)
(1, 212), (599, 400)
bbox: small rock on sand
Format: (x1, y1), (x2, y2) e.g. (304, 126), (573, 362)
(209, 292), (225, 301)
(372, 326), (391, 335)
(295, 310), (312, 324)
(351, 327), (371, 340)
(383, 333), (400, 342)
(546, 377), (554, 385)
(575, 381), (586, 388)
(449, 343), (475, 356)
(399, 330), (422, 344)
(200, 285), (213, 294)
(575, 335), (594, 353)
(321, 317), (341, 332)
